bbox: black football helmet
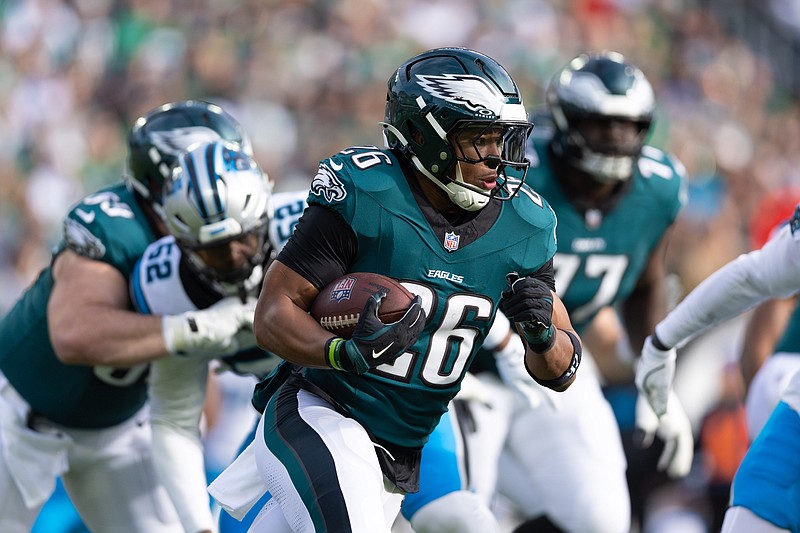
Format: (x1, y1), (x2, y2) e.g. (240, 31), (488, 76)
(127, 100), (252, 205)
(546, 51), (655, 183)
(383, 47), (533, 211)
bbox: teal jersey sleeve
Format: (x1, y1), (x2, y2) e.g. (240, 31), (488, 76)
(0, 183), (156, 428)
(260, 146), (557, 448)
(61, 183), (159, 280)
(526, 138), (686, 331)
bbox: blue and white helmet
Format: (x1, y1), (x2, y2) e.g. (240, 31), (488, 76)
(163, 140), (273, 295)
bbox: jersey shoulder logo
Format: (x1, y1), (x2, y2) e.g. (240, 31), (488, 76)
(64, 217), (106, 259)
(311, 162), (347, 203)
(416, 74), (501, 117)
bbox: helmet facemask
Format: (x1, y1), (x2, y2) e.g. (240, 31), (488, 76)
(547, 51), (655, 184)
(182, 218), (272, 299)
(556, 114), (652, 183)
(163, 140), (274, 299)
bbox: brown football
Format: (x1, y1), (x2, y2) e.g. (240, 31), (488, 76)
(310, 272), (415, 339)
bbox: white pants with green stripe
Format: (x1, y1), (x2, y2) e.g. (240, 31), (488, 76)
(250, 383), (404, 533)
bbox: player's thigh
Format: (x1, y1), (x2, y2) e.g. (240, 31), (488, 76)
(500, 371), (629, 533)
(0, 379), (68, 533)
(0, 449), (43, 533)
(746, 353), (800, 439)
(63, 409), (182, 532)
(255, 385), (402, 533)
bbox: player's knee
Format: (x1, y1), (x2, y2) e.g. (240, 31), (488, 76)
(409, 491), (499, 533)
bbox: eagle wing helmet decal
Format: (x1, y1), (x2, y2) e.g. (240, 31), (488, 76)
(416, 74), (503, 116)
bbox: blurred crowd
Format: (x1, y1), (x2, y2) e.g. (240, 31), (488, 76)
(4, 0), (800, 312)
(3, 1), (800, 530)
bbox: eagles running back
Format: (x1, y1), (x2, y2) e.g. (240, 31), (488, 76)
(253, 145), (557, 448)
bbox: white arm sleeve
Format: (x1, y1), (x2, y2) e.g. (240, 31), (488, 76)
(149, 355), (214, 532)
(656, 225), (800, 348)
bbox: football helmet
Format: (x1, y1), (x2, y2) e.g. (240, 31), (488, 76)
(127, 100), (252, 204)
(163, 140), (273, 297)
(546, 51), (655, 183)
(383, 47), (533, 211)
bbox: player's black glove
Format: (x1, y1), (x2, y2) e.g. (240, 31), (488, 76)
(325, 292), (426, 374)
(499, 272), (555, 353)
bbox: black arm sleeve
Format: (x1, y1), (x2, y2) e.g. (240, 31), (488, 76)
(276, 204), (358, 290)
(528, 258), (555, 292)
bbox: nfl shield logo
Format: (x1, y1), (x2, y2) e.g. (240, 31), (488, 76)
(444, 231), (460, 252)
(331, 276), (356, 302)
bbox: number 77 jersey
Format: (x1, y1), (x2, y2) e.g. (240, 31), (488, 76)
(526, 138), (686, 331)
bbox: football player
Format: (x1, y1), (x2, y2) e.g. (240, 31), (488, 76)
(399, 51), (695, 533)
(0, 101), (256, 533)
(210, 47), (583, 533)
(498, 51), (694, 533)
(130, 139), (308, 533)
(638, 205), (800, 533)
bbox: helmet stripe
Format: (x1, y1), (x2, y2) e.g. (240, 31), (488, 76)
(205, 142), (225, 219)
(184, 149), (209, 220)
(416, 96), (447, 140)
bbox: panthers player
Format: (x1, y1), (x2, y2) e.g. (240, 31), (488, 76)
(638, 206), (800, 533)
(209, 47), (583, 533)
(0, 101), (256, 533)
(130, 140), (308, 533)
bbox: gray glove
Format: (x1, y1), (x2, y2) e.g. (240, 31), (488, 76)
(162, 296), (257, 358)
(635, 335), (677, 417)
(635, 391), (694, 478)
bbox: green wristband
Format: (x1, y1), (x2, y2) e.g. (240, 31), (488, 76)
(325, 337), (345, 371)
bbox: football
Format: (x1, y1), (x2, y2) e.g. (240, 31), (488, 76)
(310, 272), (415, 339)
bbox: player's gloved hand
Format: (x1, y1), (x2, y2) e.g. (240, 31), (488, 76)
(217, 347), (278, 378)
(494, 331), (560, 410)
(162, 296), (257, 358)
(499, 272), (555, 352)
(635, 334), (677, 417)
(635, 391), (694, 478)
(325, 292), (425, 374)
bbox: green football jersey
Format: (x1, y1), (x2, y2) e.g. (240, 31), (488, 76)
(773, 305), (800, 354)
(287, 146), (557, 448)
(526, 135), (686, 332)
(0, 183), (158, 428)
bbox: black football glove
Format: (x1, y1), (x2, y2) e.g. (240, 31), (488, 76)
(499, 272), (555, 352)
(325, 292), (426, 374)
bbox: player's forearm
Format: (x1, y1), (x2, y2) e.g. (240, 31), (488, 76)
(255, 260), (334, 368)
(523, 326), (581, 391)
(50, 305), (168, 366)
(658, 229), (800, 349)
(255, 293), (332, 368)
(656, 253), (771, 349)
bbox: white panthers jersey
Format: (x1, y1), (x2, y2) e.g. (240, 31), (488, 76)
(132, 189), (308, 318)
(128, 189), (307, 533)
